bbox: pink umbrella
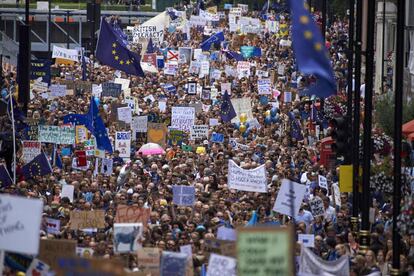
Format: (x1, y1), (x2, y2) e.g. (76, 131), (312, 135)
(136, 143), (165, 156)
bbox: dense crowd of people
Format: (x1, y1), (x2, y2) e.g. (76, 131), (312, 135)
(0, 2), (414, 275)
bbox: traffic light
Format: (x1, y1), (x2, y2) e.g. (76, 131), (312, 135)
(331, 116), (352, 162)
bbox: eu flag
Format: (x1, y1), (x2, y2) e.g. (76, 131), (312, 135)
(22, 152), (52, 180)
(200, 31), (225, 51)
(220, 91), (237, 122)
(96, 18), (144, 77)
(147, 37), (155, 54)
(288, 111), (304, 141)
(289, 0), (337, 98)
(64, 98), (113, 153)
(0, 164), (12, 187)
(224, 50), (244, 61)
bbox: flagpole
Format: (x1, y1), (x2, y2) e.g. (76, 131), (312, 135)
(9, 88), (17, 184)
(391, 0), (405, 274)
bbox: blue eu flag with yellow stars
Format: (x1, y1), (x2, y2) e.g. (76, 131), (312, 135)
(289, 0), (337, 98)
(0, 164), (13, 187)
(64, 97), (113, 153)
(22, 152), (52, 180)
(220, 91), (237, 122)
(200, 31), (225, 51)
(96, 18), (144, 77)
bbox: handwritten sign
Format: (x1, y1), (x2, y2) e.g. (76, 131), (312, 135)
(171, 107), (195, 132)
(207, 253), (237, 276)
(101, 158), (113, 176)
(132, 116), (148, 133)
(237, 227), (293, 276)
(227, 160), (267, 193)
(114, 78), (130, 90)
(102, 82), (122, 98)
(117, 106), (132, 124)
(318, 175), (328, 190)
(50, 84), (67, 98)
(70, 210), (105, 229)
(272, 179), (306, 217)
(0, 195), (43, 255)
(115, 131), (131, 159)
(309, 196), (325, 217)
(237, 61), (250, 79)
(75, 125), (88, 144)
(137, 247), (160, 274)
(258, 78), (272, 95)
(160, 251), (187, 276)
(190, 125), (209, 140)
(38, 125), (75, 144)
(22, 141), (41, 164)
(172, 185), (195, 206)
(38, 239), (77, 270)
(115, 205), (150, 229)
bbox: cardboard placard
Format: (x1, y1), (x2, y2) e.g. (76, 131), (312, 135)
(69, 210), (105, 230)
(137, 247), (160, 274)
(38, 239), (77, 270)
(237, 227), (293, 276)
(115, 205), (150, 229)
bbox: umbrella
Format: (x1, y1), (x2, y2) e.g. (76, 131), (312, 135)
(137, 143), (165, 156)
(402, 119), (414, 135)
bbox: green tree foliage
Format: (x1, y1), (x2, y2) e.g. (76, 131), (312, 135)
(375, 94), (414, 137)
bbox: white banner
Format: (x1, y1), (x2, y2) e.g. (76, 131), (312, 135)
(273, 179), (306, 217)
(171, 107), (195, 132)
(299, 246), (350, 276)
(227, 160), (267, 193)
(0, 194), (43, 255)
(115, 131), (131, 159)
(52, 45), (79, 62)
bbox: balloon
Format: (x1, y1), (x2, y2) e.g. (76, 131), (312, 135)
(243, 129), (250, 138)
(270, 107), (278, 117)
(1, 89), (8, 99)
(233, 122), (240, 129)
(265, 116), (272, 125)
(240, 113), (247, 123)
(265, 110), (271, 117)
(245, 122), (250, 129)
(239, 123), (247, 133)
(94, 97), (100, 106)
